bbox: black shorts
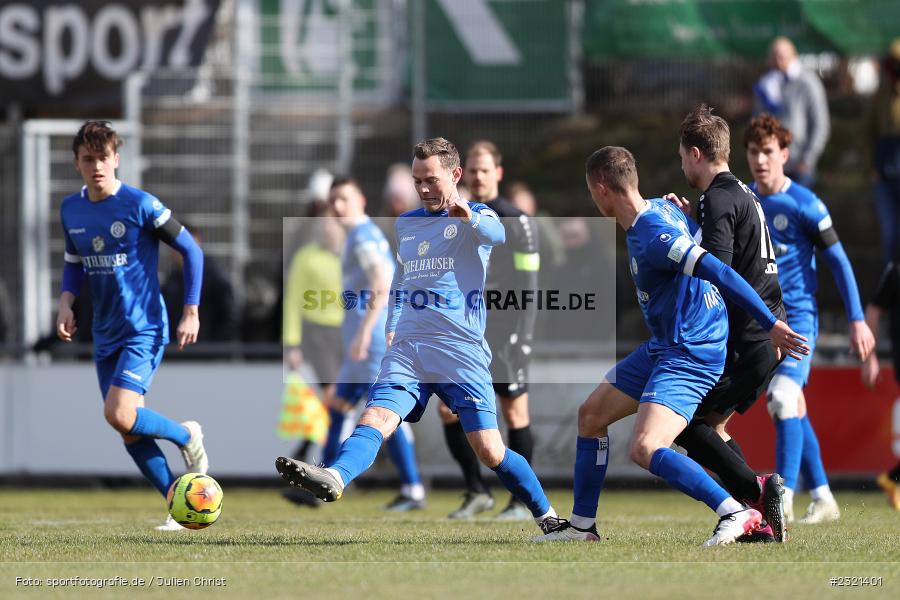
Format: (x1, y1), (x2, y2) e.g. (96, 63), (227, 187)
(487, 332), (530, 399)
(300, 321), (343, 386)
(695, 339), (780, 418)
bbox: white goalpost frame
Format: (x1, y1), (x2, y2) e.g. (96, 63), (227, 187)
(20, 119), (140, 352)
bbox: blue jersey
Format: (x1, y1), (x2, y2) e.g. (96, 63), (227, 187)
(387, 203), (504, 360)
(627, 199), (728, 350)
(751, 179), (833, 322)
(340, 217), (392, 380)
(61, 182), (171, 358)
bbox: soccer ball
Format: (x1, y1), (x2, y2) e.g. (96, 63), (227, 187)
(167, 473), (223, 530)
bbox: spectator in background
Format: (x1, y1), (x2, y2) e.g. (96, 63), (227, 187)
(376, 163), (419, 254)
(753, 36), (830, 188)
(865, 38), (900, 265)
(162, 224), (240, 344)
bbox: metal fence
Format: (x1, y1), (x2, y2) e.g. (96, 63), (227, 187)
(7, 0), (883, 354)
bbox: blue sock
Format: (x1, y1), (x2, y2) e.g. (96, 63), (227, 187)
(491, 448), (550, 517)
(128, 407), (190, 446)
(386, 423), (421, 485)
(572, 436), (609, 519)
(330, 424), (383, 486)
(774, 417), (803, 490)
(125, 438), (175, 497)
(323, 409), (346, 466)
(799, 416), (829, 489)
(649, 447), (730, 511)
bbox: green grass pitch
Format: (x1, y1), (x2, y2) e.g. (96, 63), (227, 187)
(1, 488), (898, 598)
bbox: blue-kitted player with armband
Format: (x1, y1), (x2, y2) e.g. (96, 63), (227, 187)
(56, 121), (209, 531)
(276, 137), (564, 537)
(534, 146), (809, 546)
(746, 115), (876, 524)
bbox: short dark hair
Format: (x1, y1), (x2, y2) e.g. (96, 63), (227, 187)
(744, 114), (793, 149)
(330, 175), (362, 193)
(466, 140), (502, 166)
(72, 120), (120, 157)
(585, 146), (639, 194)
(414, 137), (460, 172)
(679, 104), (730, 163)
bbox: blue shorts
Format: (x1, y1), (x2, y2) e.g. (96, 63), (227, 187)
(608, 341), (725, 423)
(366, 339), (497, 433)
(335, 381), (372, 406)
(774, 315), (817, 387)
(95, 337), (165, 400)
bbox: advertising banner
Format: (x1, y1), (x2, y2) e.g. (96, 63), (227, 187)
(0, 0), (220, 108)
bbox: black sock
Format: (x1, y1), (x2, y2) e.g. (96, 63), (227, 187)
(443, 421), (489, 494)
(725, 437), (747, 462)
(889, 462), (900, 483)
(292, 440), (313, 462)
(508, 425), (534, 464)
(675, 421), (760, 502)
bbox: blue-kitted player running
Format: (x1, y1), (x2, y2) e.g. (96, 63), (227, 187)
(319, 176), (424, 511)
(746, 114), (875, 524)
(535, 146), (808, 546)
(277, 137), (563, 535)
(56, 121), (208, 531)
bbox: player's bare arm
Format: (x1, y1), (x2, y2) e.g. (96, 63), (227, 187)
(56, 291), (78, 342)
(176, 304), (200, 350)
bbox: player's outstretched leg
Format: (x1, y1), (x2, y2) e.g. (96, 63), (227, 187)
(322, 407), (347, 466)
(276, 406), (400, 502)
(383, 422), (426, 511)
(797, 415), (840, 523)
(441, 411), (494, 519)
(634, 403), (761, 546)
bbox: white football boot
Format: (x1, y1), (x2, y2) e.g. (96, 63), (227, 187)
(179, 421), (208, 474)
(703, 508), (762, 547)
(797, 498), (840, 524)
(155, 515), (185, 531)
(532, 517), (601, 542)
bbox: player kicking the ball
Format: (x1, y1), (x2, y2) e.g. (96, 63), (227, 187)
(57, 121), (208, 531)
(534, 147), (808, 546)
(276, 137), (563, 536)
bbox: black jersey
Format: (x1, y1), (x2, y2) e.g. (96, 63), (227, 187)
(871, 261), (900, 377)
(483, 196), (539, 343)
(697, 172), (785, 344)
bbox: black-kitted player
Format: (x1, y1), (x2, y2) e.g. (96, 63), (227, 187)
(669, 105), (790, 542)
(863, 260), (900, 510)
(440, 140), (540, 520)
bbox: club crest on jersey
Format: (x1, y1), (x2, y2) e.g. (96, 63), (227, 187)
(152, 199), (163, 210)
(92, 236), (105, 253)
(443, 224), (457, 239)
(773, 214), (789, 231)
(659, 233), (671, 242)
(417, 241), (430, 256)
(110, 221), (126, 238)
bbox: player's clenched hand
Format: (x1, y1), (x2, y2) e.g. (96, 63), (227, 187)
(768, 320), (809, 361)
(56, 304), (77, 342)
(848, 320), (876, 362)
(447, 196), (472, 222)
(176, 304), (200, 350)
(861, 354), (880, 389)
(663, 192), (691, 215)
